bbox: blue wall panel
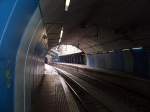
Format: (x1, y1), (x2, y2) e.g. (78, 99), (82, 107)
(0, 1), (45, 112)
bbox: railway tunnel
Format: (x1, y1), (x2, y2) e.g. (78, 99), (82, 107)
(0, 0), (150, 112)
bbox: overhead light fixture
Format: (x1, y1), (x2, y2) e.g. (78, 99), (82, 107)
(58, 27), (64, 43)
(60, 27), (63, 39)
(132, 47), (143, 50)
(122, 48), (130, 51)
(65, 0), (71, 11)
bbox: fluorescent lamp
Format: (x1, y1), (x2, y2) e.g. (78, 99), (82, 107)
(122, 49), (130, 51)
(58, 27), (63, 43)
(60, 27), (63, 39)
(132, 47), (143, 50)
(65, 0), (71, 11)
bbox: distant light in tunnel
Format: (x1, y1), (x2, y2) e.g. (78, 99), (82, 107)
(65, 0), (71, 11)
(132, 47), (143, 50)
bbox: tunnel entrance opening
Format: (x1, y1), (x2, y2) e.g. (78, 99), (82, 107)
(52, 45), (82, 56)
(46, 44), (86, 64)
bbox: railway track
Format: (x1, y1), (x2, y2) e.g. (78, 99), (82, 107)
(55, 67), (112, 112)
(55, 67), (150, 112)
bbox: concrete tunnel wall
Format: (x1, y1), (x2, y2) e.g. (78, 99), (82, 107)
(0, 1), (47, 112)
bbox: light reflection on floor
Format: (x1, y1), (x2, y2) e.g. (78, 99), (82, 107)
(44, 64), (58, 75)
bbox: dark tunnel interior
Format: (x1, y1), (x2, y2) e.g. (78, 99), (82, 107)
(0, 0), (150, 112)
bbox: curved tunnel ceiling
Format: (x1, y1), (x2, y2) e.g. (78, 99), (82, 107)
(40, 0), (150, 54)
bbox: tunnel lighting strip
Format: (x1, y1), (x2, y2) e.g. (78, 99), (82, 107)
(132, 47), (143, 50)
(65, 0), (71, 11)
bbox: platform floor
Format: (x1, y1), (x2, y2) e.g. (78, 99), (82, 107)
(32, 64), (79, 112)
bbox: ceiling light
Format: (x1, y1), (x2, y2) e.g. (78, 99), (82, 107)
(132, 47), (143, 50)
(122, 49), (130, 51)
(65, 0), (71, 11)
(60, 27), (63, 39)
(58, 27), (63, 43)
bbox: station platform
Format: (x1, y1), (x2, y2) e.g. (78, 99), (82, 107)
(32, 64), (79, 112)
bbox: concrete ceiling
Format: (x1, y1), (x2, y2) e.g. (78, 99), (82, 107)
(40, 0), (150, 54)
